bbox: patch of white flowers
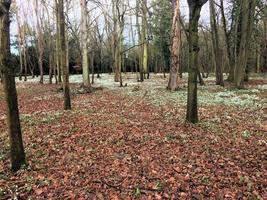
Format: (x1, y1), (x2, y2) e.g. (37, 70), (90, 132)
(204, 90), (261, 107)
(127, 87), (265, 108)
(15, 74), (266, 109)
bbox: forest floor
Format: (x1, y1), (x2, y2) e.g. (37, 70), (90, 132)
(0, 73), (267, 199)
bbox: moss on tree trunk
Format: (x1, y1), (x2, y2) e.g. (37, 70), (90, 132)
(0, 0), (26, 171)
(186, 0), (208, 123)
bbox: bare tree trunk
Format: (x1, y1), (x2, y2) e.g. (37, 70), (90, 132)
(220, 0), (231, 71)
(34, 0), (44, 84)
(49, 51), (53, 84)
(210, 0), (224, 86)
(53, 44), (58, 83)
(141, 0), (148, 79)
(186, 0), (208, 123)
(57, 0), (71, 109)
(55, 0), (62, 83)
(168, 0), (181, 91)
(136, 0), (143, 82)
(129, 11), (139, 81)
(227, 0), (240, 82)
(80, 0), (91, 87)
(18, 46), (23, 81)
(23, 45), (27, 81)
(262, 7), (267, 72)
(91, 52), (95, 84)
(234, 0), (256, 88)
(0, 0), (26, 171)
(42, 3), (54, 84)
(112, 0), (119, 82)
(16, 13), (27, 81)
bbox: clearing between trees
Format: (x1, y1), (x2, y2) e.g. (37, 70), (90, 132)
(0, 74), (266, 199)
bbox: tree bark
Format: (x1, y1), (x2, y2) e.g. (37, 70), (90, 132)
(136, 0), (144, 82)
(186, 0), (208, 123)
(234, 0), (256, 88)
(91, 52), (95, 84)
(141, 0), (148, 79)
(220, 0), (232, 75)
(57, 0), (71, 110)
(55, 0), (62, 83)
(0, 0), (26, 171)
(262, 7), (267, 72)
(168, 0), (181, 91)
(209, 0), (224, 86)
(80, 0), (91, 87)
(227, 0), (240, 82)
(112, 0), (120, 82)
(34, 0), (44, 84)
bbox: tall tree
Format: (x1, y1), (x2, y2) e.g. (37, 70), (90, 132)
(34, 0), (44, 84)
(112, 0), (120, 82)
(57, 0), (71, 109)
(219, 0), (232, 76)
(136, 0), (143, 81)
(55, 0), (62, 83)
(262, 6), (267, 72)
(0, 0), (26, 171)
(186, 0), (208, 123)
(227, 0), (240, 82)
(209, 0), (224, 86)
(141, 0), (149, 79)
(80, 0), (91, 87)
(151, 0), (172, 77)
(111, 0), (126, 86)
(234, 0), (257, 88)
(167, 0), (181, 91)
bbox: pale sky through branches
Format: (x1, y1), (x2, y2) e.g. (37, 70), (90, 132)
(10, 0), (211, 54)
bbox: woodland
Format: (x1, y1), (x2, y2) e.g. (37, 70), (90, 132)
(0, 0), (266, 199)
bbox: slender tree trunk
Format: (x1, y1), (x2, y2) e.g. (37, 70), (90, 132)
(91, 52), (95, 84)
(80, 0), (91, 87)
(256, 44), (260, 73)
(17, 29), (23, 81)
(220, 0), (232, 73)
(210, 0), (224, 86)
(129, 13), (139, 81)
(49, 51), (53, 84)
(55, 1), (62, 83)
(17, 26), (27, 81)
(141, 0), (148, 79)
(48, 31), (53, 84)
(262, 7), (267, 72)
(97, 40), (102, 78)
(136, 0), (143, 82)
(112, 0), (120, 82)
(23, 46), (27, 81)
(118, 27), (123, 87)
(0, 0), (26, 171)
(186, 0), (208, 123)
(18, 46), (23, 81)
(34, 0), (44, 84)
(119, 35), (123, 87)
(227, 0), (240, 82)
(16, 12), (27, 81)
(168, 0), (181, 91)
(57, 0), (71, 109)
(234, 0), (256, 88)
(53, 50), (58, 84)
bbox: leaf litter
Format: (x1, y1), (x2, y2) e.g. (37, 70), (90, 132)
(0, 74), (266, 199)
